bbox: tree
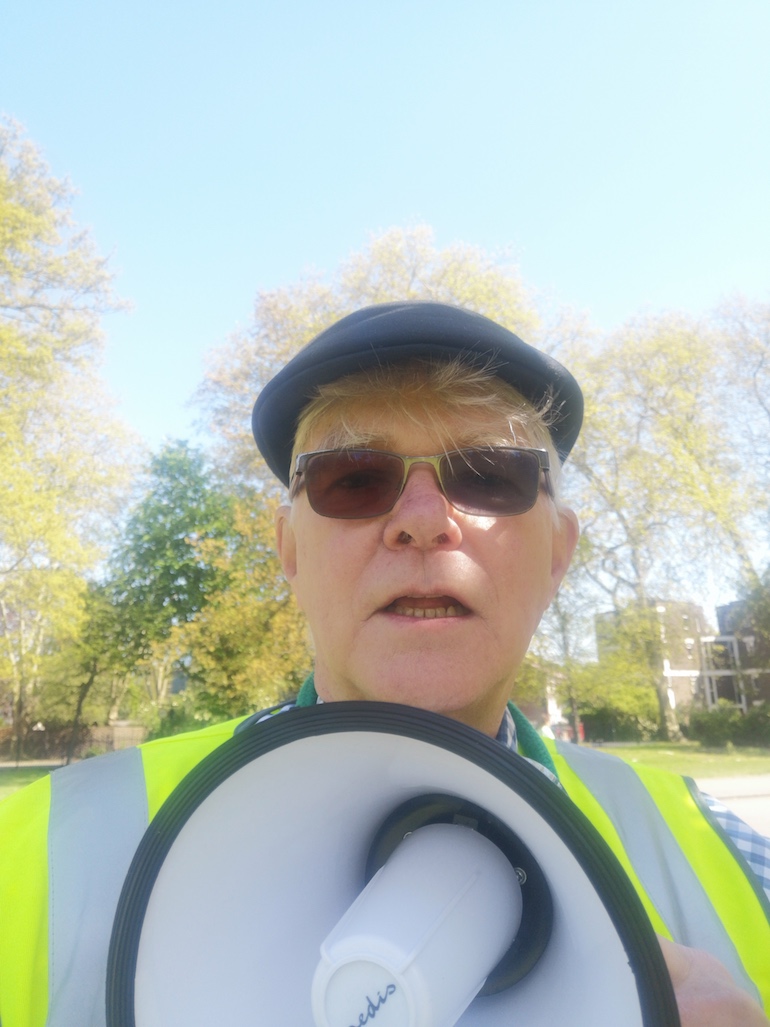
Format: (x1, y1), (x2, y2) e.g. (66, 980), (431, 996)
(716, 297), (770, 475)
(0, 118), (134, 755)
(560, 313), (761, 738)
(731, 570), (770, 684)
(538, 585), (594, 744)
(566, 654), (660, 742)
(107, 442), (234, 713)
(47, 445), (311, 739)
(178, 490), (312, 720)
(715, 297), (770, 581)
(36, 582), (131, 762)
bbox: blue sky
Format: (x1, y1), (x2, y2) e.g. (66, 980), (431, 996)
(2, 0), (769, 449)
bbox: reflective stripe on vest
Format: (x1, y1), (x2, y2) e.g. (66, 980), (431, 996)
(0, 718), (246, 1027)
(48, 747), (149, 1027)
(44, 718), (244, 1027)
(550, 740), (768, 1010)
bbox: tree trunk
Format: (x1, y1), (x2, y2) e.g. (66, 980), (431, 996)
(12, 686), (24, 764)
(66, 664), (98, 765)
(568, 689), (582, 745)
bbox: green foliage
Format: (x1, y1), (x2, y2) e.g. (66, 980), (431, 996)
(565, 655), (660, 741)
(580, 709), (653, 743)
(739, 706), (770, 747)
(689, 701), (770, 749)
(88, 441), (236, 720)
(146, 694), (213, 739)
(566, 314), (755, 593)
(547, 602), (663, 741)
(689, 703), (744, 748)
(739, 576), (770, 664)
(178, 490), (312, 719)
(29, 442), (238, 740)
(58, 451), (311, 732)
(0, 118), (134, 756)
(512, 655), (553, 708)
(110, 441), (235, 656)
(716, 298), (770, 508)
(558, 312), (769, 738)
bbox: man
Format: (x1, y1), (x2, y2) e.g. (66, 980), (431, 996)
(1, 302), (769, 1026)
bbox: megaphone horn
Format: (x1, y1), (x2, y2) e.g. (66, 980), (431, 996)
(107, 703), (678, 1027)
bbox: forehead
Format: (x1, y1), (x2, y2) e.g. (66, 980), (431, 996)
(302, 395), (531, 454)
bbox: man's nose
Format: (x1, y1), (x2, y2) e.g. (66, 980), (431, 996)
(382, 465), (463, 550)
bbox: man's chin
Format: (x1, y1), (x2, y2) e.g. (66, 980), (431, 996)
(342, 678), (504, 736)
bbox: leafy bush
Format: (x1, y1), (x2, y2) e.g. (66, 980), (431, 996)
(736, 705), (770, 747)
(580, 707), (658, 743)
(147, 695), (217, 740)
(689, 701), (770, 748)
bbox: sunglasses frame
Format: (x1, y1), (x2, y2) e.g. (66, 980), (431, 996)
(289, 446), (553, 519)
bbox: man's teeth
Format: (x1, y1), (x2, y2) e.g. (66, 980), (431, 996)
(392, 604), (463, 618)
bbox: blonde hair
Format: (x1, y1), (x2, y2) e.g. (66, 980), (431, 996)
(292, 358), (564, 501)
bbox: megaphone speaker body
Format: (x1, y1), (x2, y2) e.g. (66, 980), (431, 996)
(107, 704), (678, 1026)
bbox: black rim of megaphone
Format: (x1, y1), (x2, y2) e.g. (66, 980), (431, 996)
(106, 702), (680, 1027)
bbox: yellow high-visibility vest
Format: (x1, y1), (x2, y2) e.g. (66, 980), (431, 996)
(545, 737), (770, 1013)
(0, 715), (768, 1026)
(0, 717), (246, 1027)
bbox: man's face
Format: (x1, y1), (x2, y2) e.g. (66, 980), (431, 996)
(275, 400), (578, 737)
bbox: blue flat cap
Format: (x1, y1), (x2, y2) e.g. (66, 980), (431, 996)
(252, 302), (583, 486)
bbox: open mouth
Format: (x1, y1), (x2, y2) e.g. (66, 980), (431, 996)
(385, 596), (471, 619)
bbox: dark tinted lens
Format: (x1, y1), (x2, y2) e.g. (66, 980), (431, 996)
(304, 450), (405, 518)
(440, 449), (541, 515)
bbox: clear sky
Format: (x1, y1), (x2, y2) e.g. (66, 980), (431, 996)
(2, 0), (769, 449)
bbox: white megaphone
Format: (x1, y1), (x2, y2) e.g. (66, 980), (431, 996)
(107, 703), (679, 1027)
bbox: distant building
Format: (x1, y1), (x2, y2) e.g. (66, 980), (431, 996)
(595, 601), (708, 714)
(698, 601), (770, 710)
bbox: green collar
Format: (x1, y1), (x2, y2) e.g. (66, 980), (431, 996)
(295, 674), (319, 708)
(506, 700), (559, 777)
(295, 673), (558, 778)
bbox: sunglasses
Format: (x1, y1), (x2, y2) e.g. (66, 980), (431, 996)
(289, 447), (552, 519)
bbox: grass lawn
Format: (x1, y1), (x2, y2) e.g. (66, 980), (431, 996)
(592, 742), (770, 778)
(0, 766), (56, 802)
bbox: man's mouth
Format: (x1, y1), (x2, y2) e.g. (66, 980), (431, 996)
(384, 596), (470, 619)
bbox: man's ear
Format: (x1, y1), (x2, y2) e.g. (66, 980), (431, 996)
(274, 504), (297, 581)
(548, 506), (579, 601)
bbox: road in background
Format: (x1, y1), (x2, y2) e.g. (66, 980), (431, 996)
(696, 775), (770, 839)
